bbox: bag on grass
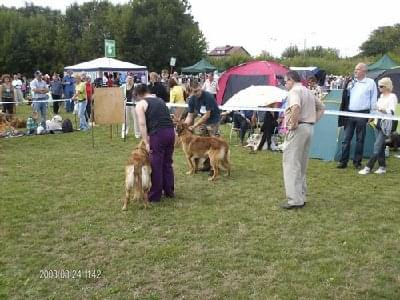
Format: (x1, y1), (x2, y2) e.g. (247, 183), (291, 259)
(62, 119), (73, 133)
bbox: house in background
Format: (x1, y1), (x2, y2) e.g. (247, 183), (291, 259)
(208, 45), (251, 59)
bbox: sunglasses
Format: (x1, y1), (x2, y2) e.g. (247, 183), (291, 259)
(379, 85), (385, 88)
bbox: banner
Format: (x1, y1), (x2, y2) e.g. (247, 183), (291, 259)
(104, 39), (116, 58)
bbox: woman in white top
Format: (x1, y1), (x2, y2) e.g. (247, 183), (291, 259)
(359, 77), (398, 174)
(121, 76), (141, 139)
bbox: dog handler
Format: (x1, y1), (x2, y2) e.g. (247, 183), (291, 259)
(135, 84), (175, 202)
(281, 71), (324, 209)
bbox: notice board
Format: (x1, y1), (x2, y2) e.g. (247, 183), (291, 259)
(93, 87), (124, 124)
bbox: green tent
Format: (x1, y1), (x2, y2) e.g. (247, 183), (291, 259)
(309, 90), (375, 161)
(181, 58), (216, 74)
(367, 54), (399, 79)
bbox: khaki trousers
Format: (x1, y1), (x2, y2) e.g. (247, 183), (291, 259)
(282, 124), (313, 205)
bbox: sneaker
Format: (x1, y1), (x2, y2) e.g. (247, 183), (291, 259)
(374, 167), (386, 174)
(358, 166), (371, 175)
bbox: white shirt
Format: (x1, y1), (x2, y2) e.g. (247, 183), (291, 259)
(377, 93), (398, 114)
(30, 79), (48, 99)
(202, 79), (218, 94)
(12, 79), (22, 89)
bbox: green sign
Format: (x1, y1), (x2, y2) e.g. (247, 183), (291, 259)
(104, 39), (116, 57)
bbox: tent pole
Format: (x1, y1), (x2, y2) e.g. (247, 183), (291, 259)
(123, 98), (127, 142)
(91, 102), (95, 148)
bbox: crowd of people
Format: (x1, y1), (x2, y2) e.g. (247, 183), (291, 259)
(125, 63), (398, 209)
(1, 63), (399, 208)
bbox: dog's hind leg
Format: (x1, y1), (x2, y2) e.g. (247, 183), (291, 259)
(221, 156), (231, 177)
(185, 155), (195, 175)
(123, 187), (131, 211)
(123, 165), (134, 210)
(208, 155), (219, 181)
(143, 190), (149, 208)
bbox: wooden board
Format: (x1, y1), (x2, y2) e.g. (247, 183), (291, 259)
(93, 87), (124, 124)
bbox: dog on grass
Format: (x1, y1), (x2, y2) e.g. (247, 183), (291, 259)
(123, 140), (152, 210)
(175, 122), (231, 181)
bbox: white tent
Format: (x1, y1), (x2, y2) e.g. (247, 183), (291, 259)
(64, 57), (148, 84)
(64, 57), (147, 72)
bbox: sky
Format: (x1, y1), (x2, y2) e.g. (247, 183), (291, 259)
(2, 0), (399, 57)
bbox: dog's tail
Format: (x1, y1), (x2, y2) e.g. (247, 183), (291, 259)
(133, 161), (143, 200)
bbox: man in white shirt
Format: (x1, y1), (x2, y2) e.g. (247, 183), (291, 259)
(30, 70), (49, 128)
(12, 74), (24, 104)
(202, 73), (218, 99)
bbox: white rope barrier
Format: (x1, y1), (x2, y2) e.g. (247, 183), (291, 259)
(2, 98), (399, 121)
(164, 102), (400, 121)
(0, 98), (71, 104)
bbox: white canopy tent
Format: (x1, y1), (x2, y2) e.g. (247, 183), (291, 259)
(64, 57), (148, 84)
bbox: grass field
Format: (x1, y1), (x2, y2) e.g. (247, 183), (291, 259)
(1, 105), (400, 299)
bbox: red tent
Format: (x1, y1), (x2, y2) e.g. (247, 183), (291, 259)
(216, 61), (289, 105)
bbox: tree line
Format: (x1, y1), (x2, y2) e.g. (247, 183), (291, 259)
(0, 0), (206, 76)
(209, 25), (400, 75)
(1, 1), (400, 76)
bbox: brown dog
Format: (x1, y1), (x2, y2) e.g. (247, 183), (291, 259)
(123, 140), (152, 210)
(176, 122), (231, 181)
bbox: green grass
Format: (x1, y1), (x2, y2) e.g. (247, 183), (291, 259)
(1, 105), (400, 299)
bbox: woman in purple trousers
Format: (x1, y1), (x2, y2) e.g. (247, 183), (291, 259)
(135, 84), (175, 202)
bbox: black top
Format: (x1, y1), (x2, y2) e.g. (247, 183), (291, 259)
(126, 85), (135, 106)
(144, 97), (173, 135)
(149, 82), (168, 102)
(187, 91), (220, 125)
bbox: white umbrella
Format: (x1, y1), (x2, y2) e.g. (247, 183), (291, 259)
(222, 85), (287, 110)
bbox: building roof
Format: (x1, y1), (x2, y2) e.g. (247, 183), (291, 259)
(208, 45), (251, 57)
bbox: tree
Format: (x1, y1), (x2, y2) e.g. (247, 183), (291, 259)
(120, 0), (207, 71)
(0, 0), (207, 75)
(208, 54), (253, 72)
(360, 24), (400, 56)
(254, 50), (275, 61)
(281, 45), (300, 58)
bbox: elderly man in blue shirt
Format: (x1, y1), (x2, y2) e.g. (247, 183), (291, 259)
(337, 63), (377, 169)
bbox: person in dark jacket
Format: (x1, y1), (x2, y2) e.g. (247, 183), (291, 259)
(135, 84), (175, 202)
(258, 109), (279, 151)
(148, 72), (168, 102)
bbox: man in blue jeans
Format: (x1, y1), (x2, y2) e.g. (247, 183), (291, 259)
(63, 70), (75, 112)
(30, 70), (49, 128)
(337, 63), (377, 169)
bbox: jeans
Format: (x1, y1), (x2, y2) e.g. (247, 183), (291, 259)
(64, 90), (74, 112)
(77, 101), (89, 130)
(85, 101), (91, 122)
(366, 129), (387, 168)
(340, 116), (368, 165)
(52, 94), (61, 114)
(32, 101), (47, 128)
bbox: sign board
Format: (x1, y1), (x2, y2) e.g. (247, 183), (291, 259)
(104, 39), (116, 58)
(170, 57), (176, 67)
(93, 87), (124, 124)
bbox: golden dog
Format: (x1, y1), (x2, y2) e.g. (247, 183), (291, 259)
(176, 122), (231, 181)
(123, 140), (152, 210)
